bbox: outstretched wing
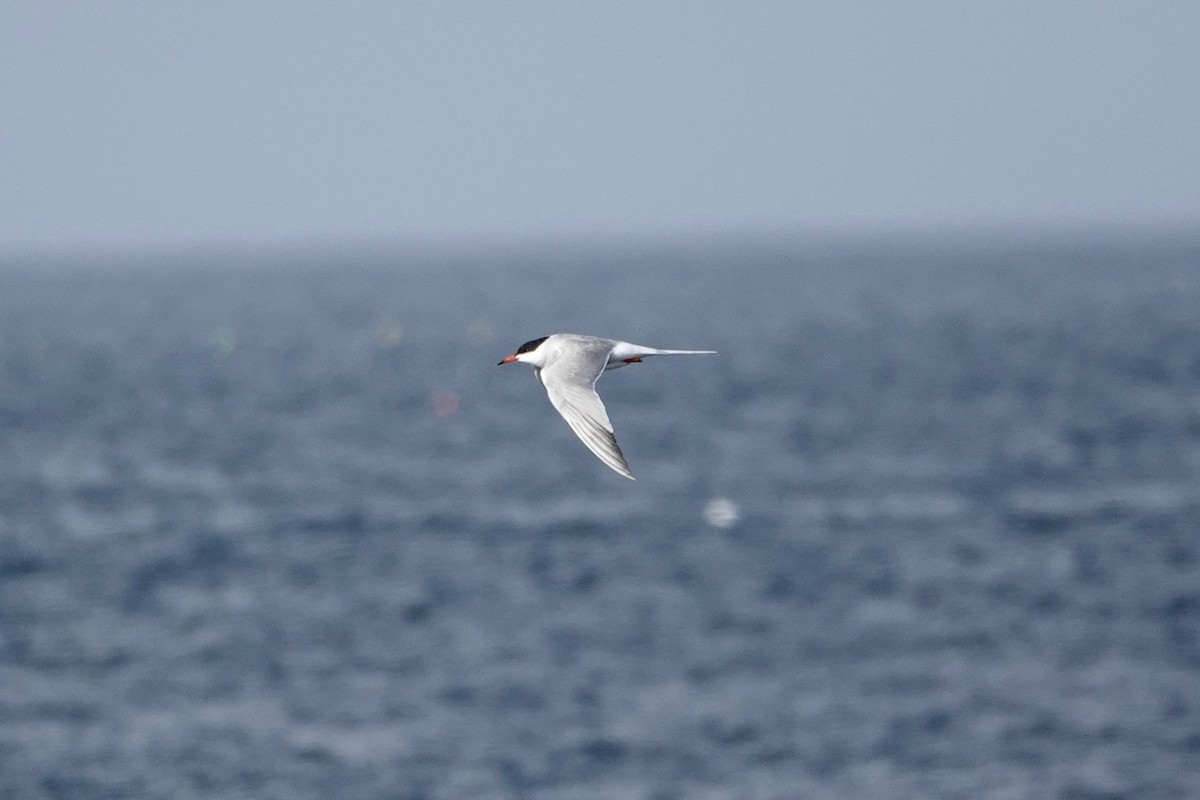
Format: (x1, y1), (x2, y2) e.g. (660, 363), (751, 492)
(538, 341), (635, 480)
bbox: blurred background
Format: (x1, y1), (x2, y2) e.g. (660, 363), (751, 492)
(2, 3), (1199, 798)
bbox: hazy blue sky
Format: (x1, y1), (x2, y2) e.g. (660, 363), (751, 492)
(3, 2), (1198, 252)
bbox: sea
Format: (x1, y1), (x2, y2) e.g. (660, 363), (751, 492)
(1, 231), (1198, 799)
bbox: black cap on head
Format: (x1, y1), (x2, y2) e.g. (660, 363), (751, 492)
(515, 336), (549, 355)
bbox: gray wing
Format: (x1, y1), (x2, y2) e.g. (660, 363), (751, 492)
(538, 340), (635, 480)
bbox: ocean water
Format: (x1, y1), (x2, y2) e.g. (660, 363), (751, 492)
(1, 233), (1199, 799)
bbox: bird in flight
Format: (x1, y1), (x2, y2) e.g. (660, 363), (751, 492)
(497, 333), (716, 479)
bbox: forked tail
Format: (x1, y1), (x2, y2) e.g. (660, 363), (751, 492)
(607, 341), (717, 364)
(647, 348), (718, 356)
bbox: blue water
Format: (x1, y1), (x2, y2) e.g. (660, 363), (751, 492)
(2, 233), (1199, 799)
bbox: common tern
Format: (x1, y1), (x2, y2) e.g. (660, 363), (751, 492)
(498, 334), (716, 480)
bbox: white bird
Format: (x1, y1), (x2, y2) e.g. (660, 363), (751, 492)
(497, 333), (717, 480)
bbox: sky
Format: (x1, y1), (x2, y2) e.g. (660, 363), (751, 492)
(2, 2), (1199, 253)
